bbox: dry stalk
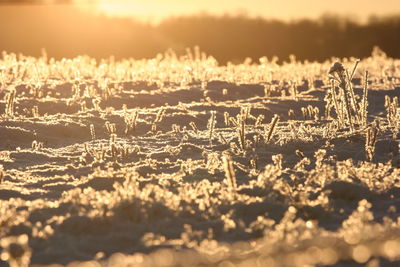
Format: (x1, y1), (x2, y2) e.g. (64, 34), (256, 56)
(219, 133), (229, 145)
(365, 124), (378, 161)
(5, 89), (16, 117)
(90, 124), (96, 140)
(152, 108), (166, 132)
(222, 155), (237, 194)
(32, 106), (39, 118)
(154, 108), (165, 123)
(110, 133), (117, 158)
(330, 79), (344, 127)
(385, 96), (399, 128)
(237, 114), (246, 150)
(345, 67), (361, 124)
(207, 111), (217, 141)
(105, 121), (116, 135)
(328, 60), (365, 132)
(0, 165), (3, 184)
(361, 71), (369, 127)
(224, 112), (230, 126)
(124, 110), (139, 135)
(339, 71), (354, 131)
(189, 121), (198, 133)
(265, 114), (279, 143)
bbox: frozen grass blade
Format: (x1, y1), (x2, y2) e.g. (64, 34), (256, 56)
(361, 71), (369, 127)
(265, 114), (279, 143)
(222, 155), (237, 194)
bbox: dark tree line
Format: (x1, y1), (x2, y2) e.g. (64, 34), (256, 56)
(0, 6), (399, 63)
(156, 14), (400, 63)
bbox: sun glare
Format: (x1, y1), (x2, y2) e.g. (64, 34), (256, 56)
(95, 1), (149, 17)
(89, 0), (211, 23)
(85, 0), (400, 23)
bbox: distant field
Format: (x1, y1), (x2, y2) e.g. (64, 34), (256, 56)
(0, 48), (399, 266)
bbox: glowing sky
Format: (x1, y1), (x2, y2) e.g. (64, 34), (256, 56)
(79, 0), (400, 23)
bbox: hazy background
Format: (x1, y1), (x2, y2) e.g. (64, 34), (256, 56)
(87, 0), (400, 23)
(1, 0), (400, 63)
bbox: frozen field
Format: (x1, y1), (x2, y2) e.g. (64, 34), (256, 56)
(0, 48), (400, 266)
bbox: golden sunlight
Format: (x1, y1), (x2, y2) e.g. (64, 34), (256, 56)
(2, 1), (400, 267)
(87, 0), (400, 23)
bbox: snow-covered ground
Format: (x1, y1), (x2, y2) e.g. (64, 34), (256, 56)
(0, 49), (399, 266)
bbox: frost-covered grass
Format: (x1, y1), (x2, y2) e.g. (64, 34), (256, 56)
(0, 48), (400, 266)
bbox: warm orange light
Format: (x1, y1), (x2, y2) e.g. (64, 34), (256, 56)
(84, 0), (400, 24)
(95, 1), (151, 17)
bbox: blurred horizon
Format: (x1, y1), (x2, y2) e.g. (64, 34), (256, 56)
(0, 2), (400, 63)
(84, 0), (400, 25)
(1, 0), (400, 24)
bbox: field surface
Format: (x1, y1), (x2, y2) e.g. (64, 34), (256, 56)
(0, 49), (400, 266)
